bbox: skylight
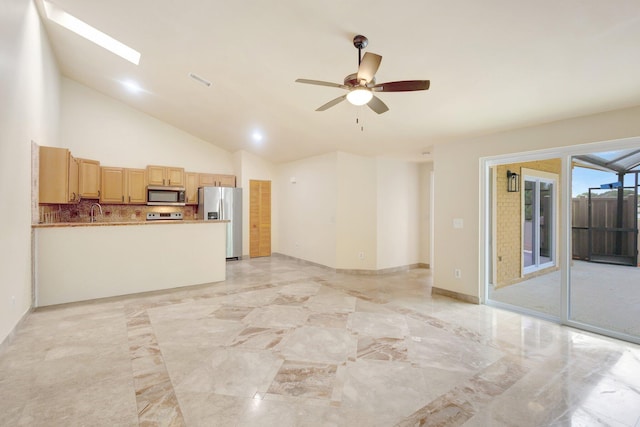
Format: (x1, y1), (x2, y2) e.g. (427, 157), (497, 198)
(43, 1), (141, 65)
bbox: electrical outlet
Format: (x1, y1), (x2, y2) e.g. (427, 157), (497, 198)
(358, 252), (365, 260)
(454, 269), (462, 279)
(11, 296), (16, 308)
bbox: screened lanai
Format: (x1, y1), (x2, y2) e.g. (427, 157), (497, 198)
(572, 149), (640, 267)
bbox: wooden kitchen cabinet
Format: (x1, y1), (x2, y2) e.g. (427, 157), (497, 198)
(147, 165), (184, 186)
(78, 158), (101, 199)
(185, 172), (198, 205)
(39, 146), (80, 203)
(198, 173), (236, 187)
(216, 174), (236, 187)
(126, 168), (147, 204)
(100, 167), (146, 204)
(198, 173), (216, 187)
(100, 167), (125, 203)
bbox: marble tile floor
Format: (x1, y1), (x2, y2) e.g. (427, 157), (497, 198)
(1, 255), (640, 426)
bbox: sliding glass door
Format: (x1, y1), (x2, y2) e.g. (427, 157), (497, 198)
(483, 143), (640, 345)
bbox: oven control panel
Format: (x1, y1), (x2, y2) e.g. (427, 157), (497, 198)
(146, 212), (183, 221)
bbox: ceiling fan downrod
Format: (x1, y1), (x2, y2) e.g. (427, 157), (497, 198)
(353, 35), (368, 66)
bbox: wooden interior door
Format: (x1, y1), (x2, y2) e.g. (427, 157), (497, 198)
(250, 180), (271, 257)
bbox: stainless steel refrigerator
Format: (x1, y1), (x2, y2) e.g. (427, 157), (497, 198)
(197, 186), (242, 259)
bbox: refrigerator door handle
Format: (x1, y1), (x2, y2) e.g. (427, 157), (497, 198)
(219, 198), (223, 220)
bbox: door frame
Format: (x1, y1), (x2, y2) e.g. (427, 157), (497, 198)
(480, 136), (640, 345)
(521, 168), (558, 275)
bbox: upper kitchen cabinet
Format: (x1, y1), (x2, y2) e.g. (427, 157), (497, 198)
(216, 174), (236, 187)
(78, 158), (101, 199)
(198, 173), (216, 187)
(147, 165), (184, 187)
(100, 167), (146, 204)
(198, 173), (236, 187)
(39, 146), (79, 203)
(185, 172), (198, 205)
(126, 168), (147, 204)
(100, 167), (125, 203)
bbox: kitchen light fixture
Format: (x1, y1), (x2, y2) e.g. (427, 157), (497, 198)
(43, 0), (141, 65)
(346, 88), (373, 106)
(507, 170), (520, 192)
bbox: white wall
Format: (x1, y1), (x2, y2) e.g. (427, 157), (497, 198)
(433, 105), (640, 299)
(276, 151), (424, 271)
(60, 78), (234, 173)
(335, 152), (377, 270)
(376, 158), (421, 270)
(276, 152), (338, 267)
(0, 0), (60, 343)
(234, 150), (277, 257)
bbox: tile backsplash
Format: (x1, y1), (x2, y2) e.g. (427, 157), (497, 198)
(38, 200), (196, 224)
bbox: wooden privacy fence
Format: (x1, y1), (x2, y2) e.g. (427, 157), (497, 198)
(572, 195), (639, 265)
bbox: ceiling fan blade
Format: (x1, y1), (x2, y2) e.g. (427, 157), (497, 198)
(372, 80), (430, 92)
(296, 79), (348, 89)
(357, 52), (382, 84)
(316, 94), (347, 111)
(367, 95), (389, 114)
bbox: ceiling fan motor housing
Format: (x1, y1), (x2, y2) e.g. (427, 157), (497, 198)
(344, 73), (375, 87)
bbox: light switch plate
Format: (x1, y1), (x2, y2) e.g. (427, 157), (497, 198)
(453, 218), (463, 229)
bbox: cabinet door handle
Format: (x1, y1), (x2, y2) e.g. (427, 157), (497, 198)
(98, 190), (101, 198)
(122, 195), (124, 202)
(129, 196), (131, 203)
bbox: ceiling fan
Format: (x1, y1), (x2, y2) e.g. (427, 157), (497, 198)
(295, 35), (430, 114)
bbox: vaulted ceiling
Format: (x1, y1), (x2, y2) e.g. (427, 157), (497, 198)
(36, 0), (640, 163)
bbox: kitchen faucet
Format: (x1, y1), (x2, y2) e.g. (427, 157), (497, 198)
(90, 203), (103, 223)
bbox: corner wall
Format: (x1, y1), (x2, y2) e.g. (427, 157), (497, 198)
(0, 0), (60, 344)
(276, 151), (426, 271)
(276, 152), (338, 267)
(234, 150), (277, 257)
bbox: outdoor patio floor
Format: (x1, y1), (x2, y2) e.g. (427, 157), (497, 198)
(489, 260), (640, 338)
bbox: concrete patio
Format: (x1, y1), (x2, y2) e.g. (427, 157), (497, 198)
(489, 260), (640, 338)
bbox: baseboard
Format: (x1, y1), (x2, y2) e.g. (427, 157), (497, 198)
(431, 286), (480, 304)
(0, 307), (33, 355)
(272, 253), (429, 275)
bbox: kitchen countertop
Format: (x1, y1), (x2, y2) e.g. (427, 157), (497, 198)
(33, 219), (229, 228)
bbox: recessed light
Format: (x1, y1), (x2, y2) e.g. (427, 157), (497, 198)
(252, 131), (263, 142)
(43, 0), (141, 65)
(121, 80), (143, 93)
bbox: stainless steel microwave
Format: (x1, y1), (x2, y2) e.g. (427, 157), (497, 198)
(147, 185), (186, 206)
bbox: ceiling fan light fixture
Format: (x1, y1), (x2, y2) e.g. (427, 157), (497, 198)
(346, 88), (373, 106)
